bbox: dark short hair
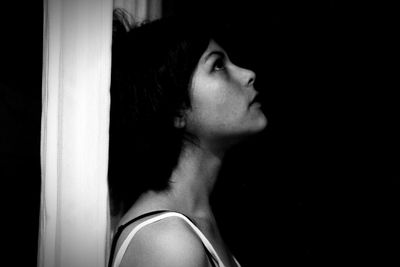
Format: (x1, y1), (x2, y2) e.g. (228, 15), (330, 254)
(108, 9), (229, 216)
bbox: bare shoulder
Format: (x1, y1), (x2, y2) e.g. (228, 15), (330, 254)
(119, 215), (211, 267)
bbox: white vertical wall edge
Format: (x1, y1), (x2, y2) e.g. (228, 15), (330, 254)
(38, 0), (113, 266)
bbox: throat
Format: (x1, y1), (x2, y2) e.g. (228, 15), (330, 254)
(167, 146), (224, 218)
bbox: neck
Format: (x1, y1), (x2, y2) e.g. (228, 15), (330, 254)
(167, 140), (226, 219)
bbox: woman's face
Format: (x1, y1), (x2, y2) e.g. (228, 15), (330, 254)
(184, 39), (267, 147)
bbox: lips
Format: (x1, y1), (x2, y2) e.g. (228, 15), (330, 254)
(249, 93), (261, 106)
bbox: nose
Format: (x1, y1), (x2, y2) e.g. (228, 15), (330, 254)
(241, 67), (256, 87)
(247, 70), (256, 86)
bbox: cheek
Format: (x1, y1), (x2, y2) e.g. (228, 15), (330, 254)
(214, 94), (244, 121)
(190, 79), (247, 128)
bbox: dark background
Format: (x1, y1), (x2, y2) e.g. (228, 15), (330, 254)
(1, 1), (397, 266)
(1, 1), (43, 266)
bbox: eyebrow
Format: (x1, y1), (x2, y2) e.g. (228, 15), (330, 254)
(204, 51), (226, 63)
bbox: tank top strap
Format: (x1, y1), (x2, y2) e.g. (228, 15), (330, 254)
(109, 211), (228, 267)
(108, 210), (169, 267)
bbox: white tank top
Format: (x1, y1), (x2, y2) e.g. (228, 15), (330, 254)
(109, 211), (241, 267)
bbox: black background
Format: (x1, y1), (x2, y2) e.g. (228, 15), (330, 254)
(1, 1), (398, 266)
(1, 1), (43, 266)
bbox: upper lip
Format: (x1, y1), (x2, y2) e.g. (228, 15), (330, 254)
(249, 93), (261, 106)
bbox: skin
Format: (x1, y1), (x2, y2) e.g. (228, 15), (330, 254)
(115, 39), (267, 267)
(185, 39), (267, 151)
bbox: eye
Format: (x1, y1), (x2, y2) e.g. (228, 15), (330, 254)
(212, 58), (225, 71)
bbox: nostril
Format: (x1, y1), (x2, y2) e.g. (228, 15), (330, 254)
(248, 77), (255, 86)
(248, 71), (256, 86)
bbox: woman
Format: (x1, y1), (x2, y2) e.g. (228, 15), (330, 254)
(108, 9), (267, 267)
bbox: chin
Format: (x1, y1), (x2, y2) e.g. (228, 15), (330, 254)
(249, 114), (268, 133)
(211, 115), (268, 147)
(231, 116), (268, 144)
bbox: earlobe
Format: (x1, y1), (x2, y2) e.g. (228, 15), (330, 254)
(174, 116), (186, 129)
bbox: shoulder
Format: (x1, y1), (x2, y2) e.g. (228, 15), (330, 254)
(118, 214), (211, 267)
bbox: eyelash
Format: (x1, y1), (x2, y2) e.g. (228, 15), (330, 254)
(212, 58), (225, 71)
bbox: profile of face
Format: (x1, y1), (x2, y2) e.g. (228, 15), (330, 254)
(182, 39), (267, 148)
